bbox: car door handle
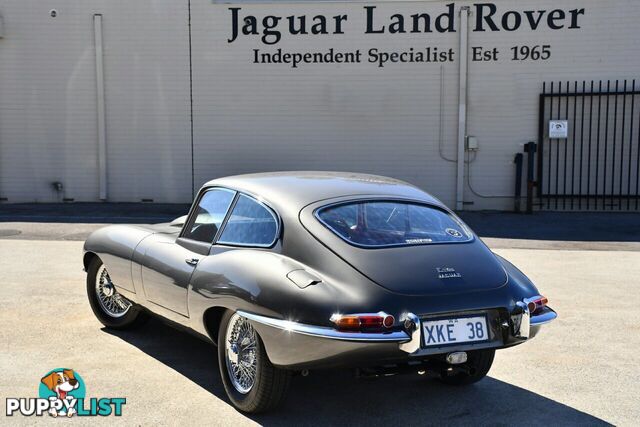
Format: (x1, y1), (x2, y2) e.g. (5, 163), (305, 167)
(185, 258), (199, 266)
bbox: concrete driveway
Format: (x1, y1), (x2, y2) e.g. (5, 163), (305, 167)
(1, 216), (639, 425)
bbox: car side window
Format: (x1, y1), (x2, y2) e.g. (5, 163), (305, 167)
(182, 188), (235, 243)
(217, 194), (278, 247)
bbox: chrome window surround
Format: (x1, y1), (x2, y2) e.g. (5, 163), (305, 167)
(180, 186), (282, 249)
(180, 187), (237, 241)
(216, 193), (280, 248)
(314, 198), (475, 249)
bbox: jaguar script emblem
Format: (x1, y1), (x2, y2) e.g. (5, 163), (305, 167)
(436, 267), (462, 279)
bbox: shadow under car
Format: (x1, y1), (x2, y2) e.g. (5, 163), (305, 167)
(104, 317), (611, 426)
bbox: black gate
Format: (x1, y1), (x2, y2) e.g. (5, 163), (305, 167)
(537, 80), (640, 211)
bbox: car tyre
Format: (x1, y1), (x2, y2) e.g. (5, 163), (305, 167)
(86, 256), (147, 329)
(438, 349), (495, 386)
(218, 310), (291, 413)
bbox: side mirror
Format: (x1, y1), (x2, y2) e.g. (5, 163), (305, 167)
(169, 215), (188, 228)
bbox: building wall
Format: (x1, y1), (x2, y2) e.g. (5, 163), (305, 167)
(191, 0), (460, 207)
(0, 0), (639, 208)
(0, 0), (191, 203)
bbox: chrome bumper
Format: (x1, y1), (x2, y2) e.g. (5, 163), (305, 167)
(513, 296), (558, 340)
(238, 310), (412, 368)
(238, 299), (556, 368)
(239, 310), (411, 343)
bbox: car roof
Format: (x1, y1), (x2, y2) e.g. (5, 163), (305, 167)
(203, 171), (442, 212)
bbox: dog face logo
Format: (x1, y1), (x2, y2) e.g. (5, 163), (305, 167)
(39, 369), (83, 417)
(41, 369), (79, 400)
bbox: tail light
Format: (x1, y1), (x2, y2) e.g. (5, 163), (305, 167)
(330, 312), (395, 332)
(527, 296), (548, 314)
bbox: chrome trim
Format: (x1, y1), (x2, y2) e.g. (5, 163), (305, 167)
(399, 312), (421, 353)
(515, 295), (557, 339)
(181, 185), (282, 248)
(179, 187), (237, 240)
(216, 193), (281, 248)
(237, 310), (410, 343)
(530, 306), (557, 325)
(95, 265), (132, 318)
(515, 301), (531, 339)
(224, 313), (258, 394)
(208, 185), (283, 248)
(524, 295), (557, 325)
(329, 311), (394, 328)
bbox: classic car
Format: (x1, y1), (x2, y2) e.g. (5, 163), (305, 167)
(83, 172), (556, 413)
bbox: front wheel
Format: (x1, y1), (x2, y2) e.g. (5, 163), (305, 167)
(438, 349), (495, 386)
(86, 257), (147, 329)
(218, 311), (290, 413)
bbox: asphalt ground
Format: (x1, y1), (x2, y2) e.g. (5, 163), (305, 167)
(1, 206), (639, 425)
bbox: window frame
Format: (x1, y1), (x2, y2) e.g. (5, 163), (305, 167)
(179, 187), (237, 242)
(215, 192), (281, 249)
(314, 198), (474, 249)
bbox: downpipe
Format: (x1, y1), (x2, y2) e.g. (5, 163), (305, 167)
(455, 6), (470, 211)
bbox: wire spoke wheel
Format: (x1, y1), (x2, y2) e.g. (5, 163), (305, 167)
(225, 313), (259, 394)
(94, 265), (132, 318)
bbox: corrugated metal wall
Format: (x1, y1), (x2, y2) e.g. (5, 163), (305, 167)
(0, 1), (191, 203)
(190, 1), (460, 207)
(0, 0), (639, 209)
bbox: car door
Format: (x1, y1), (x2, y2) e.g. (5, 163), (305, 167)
(141, 188), (236, 316)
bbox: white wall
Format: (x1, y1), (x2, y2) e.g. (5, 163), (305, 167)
(0, 0), (191, 203)
(462, 0), (640, 209)
(191, 0), (460, 206)
(1, 0), (639, 209)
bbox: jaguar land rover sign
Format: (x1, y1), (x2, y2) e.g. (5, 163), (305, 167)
(229, 4), (586, 42)
(229, 4), (585, 68)
(0, 0), (638, 212)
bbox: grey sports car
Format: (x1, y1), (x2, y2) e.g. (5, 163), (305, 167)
(83, 172), (556, 413)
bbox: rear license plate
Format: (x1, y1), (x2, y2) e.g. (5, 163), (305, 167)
(422, 315), (489, 347)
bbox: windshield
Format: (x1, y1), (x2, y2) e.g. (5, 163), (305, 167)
(316, 201), (472, 247)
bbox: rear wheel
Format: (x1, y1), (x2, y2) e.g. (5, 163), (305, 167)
(438, 349), (495, 386)
(217, 311), (290, 413)
(86, 257), (147, 329)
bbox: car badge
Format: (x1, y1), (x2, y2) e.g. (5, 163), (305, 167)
(445, 228), (463, 238)
(436, 267), (462, 279)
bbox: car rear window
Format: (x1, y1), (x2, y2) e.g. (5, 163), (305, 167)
(316, 201), (471, 247)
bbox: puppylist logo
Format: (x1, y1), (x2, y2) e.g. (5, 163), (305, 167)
(6, 368), (125, 418)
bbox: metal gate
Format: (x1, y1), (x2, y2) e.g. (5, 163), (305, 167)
(537, 79), (640, 211)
